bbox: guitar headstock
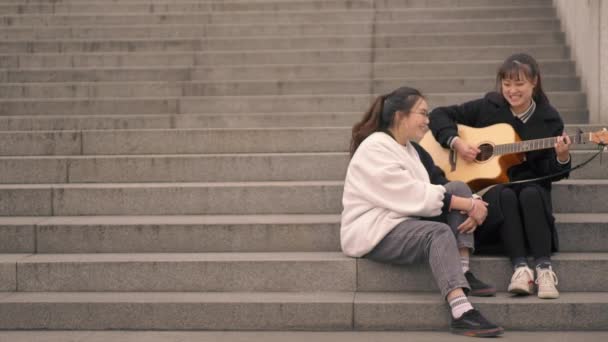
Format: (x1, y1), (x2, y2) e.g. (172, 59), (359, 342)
(590, 128), (608, 145)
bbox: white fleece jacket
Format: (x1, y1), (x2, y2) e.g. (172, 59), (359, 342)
(340, 132), (447, 257)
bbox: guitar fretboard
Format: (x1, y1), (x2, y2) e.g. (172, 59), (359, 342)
(494, 132), (588, 155)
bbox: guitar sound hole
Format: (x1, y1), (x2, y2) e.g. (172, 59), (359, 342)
(475, 144), (494, 162)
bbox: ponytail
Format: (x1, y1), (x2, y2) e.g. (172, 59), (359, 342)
(350, 87), (424, 156)
(350, 95), (386, 156)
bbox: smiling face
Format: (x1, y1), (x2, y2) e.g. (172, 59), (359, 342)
(392, 97), (429, 143)
(501, 72), (537, 114)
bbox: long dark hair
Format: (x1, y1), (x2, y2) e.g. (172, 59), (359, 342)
(350, 86), (424, 156)
(496, 53), (549, 104)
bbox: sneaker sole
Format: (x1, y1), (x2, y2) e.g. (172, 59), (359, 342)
(538, 292), (559, 299)
(508, 284), (533, 295)
(470, 287), (497, 297)
(451, 327), (505, 337)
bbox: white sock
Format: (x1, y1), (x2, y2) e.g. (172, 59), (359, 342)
(461, 257), (470, 273)
(449, 295), (474, 319)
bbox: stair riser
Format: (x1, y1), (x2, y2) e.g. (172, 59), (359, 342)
(0, 47), (570, 68)
(0, 78), (580, 98)
(8, 256), (607, 292)
(358, 258), (608, 292)
(1, 219), (606, 254)
(355, 298), (607, 330)
(0, 296), (605, 330)
(17, 259), (356, 292)
(1, 62), (575, 82)
(0, 33), (564, 53)
(0, 21), (560, 40)
(0, 151), (602, 185)
(0, 93), (583, 116)
(0, 300), (353, 330)
(0, 182), (605, 216)
(0, 111), (590, 131)
(0, 0), (553, 15)
(0, 9), (555, 26)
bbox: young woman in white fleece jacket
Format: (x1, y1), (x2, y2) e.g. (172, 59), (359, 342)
(341, 86), (503, 337)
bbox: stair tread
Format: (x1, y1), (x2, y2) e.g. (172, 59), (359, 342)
(1, 291), (607, 303)
(2, 213), (608, 226)
(8, 251), (608, 263)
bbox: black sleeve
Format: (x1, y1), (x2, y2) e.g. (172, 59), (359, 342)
(429, 97), (486, 148)
(509, 119), (571, 183)
(528, 119), (571, 182)
(412, 142), (452, 211)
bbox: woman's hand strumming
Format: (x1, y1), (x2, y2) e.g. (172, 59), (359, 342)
(453, 139), (481, 162)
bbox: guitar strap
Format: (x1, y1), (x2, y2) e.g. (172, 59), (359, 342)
(476, 145), (606, 196)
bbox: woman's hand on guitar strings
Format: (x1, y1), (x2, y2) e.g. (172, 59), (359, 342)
(555, 132), (572, 162)
(453, 139), (481, 162)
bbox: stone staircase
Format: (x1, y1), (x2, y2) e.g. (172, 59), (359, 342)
(0, 0), (607, 333)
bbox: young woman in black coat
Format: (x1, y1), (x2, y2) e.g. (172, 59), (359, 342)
(428, 53), (572, 299)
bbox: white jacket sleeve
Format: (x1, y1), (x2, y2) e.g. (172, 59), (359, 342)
(346, 142), (446, 218)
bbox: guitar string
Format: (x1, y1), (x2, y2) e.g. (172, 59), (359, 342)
(476, 144), (606, 195)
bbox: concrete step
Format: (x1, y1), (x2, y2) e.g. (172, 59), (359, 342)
(0, 181), (346, 216)
(0, 180), (606, 216)
(0, 92), (584, 116)
(0, 149), (604, 185)
(2, 213), (607, 254)
(355, 292), (608, 330)
(0, 0), (554, 15)
(0, 215), (341, 254)
(1, 123), (601, 157)
(0, 128), (349, 156)
(0, 252), (604, 292)
(0, 1), (375, 15)
(0, 46), (571, 68)
(176, 93), (584, 114)
(11, 252), (356, 292)
(0, 291), (354, 330)
(359, 252), (608, 292)
(0, 254), (22, 291)
(1, 331), (607, 342)
(0, 113), (360, 131)
(0, 152), (348, 183)
(1, 60), (576, 82)
(0, 108), (590, 131)
(0, 32), (565, 53)
(0, 291), (605, 330)
(0, 8), (556, 26)
(0, 0), (553, 8)
(0, 19), (561, 40)
(0, 77), (581, 98)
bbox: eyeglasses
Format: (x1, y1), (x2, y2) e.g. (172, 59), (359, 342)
(412, 111), (430, 118)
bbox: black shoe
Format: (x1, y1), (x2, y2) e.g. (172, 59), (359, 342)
(451, 309), (504, 337)
(465, 271), (496, 297)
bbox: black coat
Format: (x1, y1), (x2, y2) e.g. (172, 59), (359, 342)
(428, 92), (571, 253)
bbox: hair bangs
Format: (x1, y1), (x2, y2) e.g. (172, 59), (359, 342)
(498, 60), (534, 82)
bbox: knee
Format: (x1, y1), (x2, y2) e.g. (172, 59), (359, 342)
(499, 187), (517, 204)
(447, 181), (472, 197)
(518, 186), (543, 205)
(428, 223), (454, 244)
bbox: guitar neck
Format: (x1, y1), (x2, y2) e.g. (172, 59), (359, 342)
(494, 132), (591, 155)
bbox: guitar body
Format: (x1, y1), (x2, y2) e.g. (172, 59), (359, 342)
(419, 123), (525, 191)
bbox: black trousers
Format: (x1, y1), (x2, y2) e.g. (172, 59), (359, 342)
(475, 184), (553, 261)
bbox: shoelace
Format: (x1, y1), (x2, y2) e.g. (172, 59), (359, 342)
(535, 269), (559, 286)
(513, 267), (533, 282)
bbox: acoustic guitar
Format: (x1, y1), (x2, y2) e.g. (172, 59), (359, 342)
(419, 123), (608, 191)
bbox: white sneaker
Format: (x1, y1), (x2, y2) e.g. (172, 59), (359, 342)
(508, 266), (534, 295)
(536, 266), (559, 299)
